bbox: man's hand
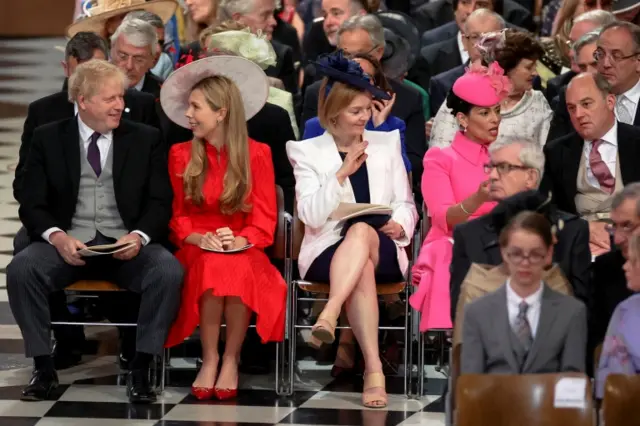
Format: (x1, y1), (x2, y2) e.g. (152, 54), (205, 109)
(113, 233), (143, 261)
(425, 118), (434, 139)
(50, 232), (86, 266)
(589, 221), (611, 256)
(380, 220), (405, 240)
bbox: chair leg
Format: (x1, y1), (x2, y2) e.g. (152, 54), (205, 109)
(418, 331), (425, 398)
(403, 284), (411, 398)
(160, 347), (168, 392)
(288, 283), (298, 396)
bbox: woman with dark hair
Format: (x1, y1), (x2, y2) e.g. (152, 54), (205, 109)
(302, 52), (411, 172)
(461, 211), (587, 374)
(410, 63), (509, 332)
(431, 29), (553, 148)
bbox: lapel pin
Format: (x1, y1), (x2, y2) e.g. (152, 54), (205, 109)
(125, 107), (130, 113)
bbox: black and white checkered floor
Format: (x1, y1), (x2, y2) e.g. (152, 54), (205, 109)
(0, 38), (446, 425)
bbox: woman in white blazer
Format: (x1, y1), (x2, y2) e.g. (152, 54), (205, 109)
(286, 51), (418, 409)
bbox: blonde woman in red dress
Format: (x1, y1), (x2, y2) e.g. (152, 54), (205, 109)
(160, 54), (287, 400)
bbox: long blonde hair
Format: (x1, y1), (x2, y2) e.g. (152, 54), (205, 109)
(182, 75), (252, 214)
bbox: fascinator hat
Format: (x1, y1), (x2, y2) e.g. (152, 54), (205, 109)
(314, 50), (392, 100)
(452, 62), (512, 107)
(202, 29), (278, 71)
(160, 52), (269, 128)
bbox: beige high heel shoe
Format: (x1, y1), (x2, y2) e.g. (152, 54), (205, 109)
(362, 372), (387, 408)
(311, 311), (338, 344)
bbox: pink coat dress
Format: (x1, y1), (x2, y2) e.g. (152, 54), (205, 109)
(410, 131), (497, 331)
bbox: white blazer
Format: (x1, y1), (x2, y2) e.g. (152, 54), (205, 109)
(286, 129), (418, 279)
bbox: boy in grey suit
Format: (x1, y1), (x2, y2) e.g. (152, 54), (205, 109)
(461, 211), (588, 375)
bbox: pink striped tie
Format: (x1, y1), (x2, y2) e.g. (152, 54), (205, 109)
(589, 139), (615, 194)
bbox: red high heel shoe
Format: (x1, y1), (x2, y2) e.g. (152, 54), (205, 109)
(214, 387), (238, 400)
(191, 386), (216, 400)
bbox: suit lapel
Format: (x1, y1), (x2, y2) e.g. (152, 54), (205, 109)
(440, 38), (462, 69)
(634, 106), (640, 126)
(318, 132), (355, 202)
(363, 131), (386, 205)
(112, 124), (132, 182)
(63, 118), (81, 200)
(562, 134), (582, 203)
(523, 285), (559, 372)
(491, 286), (521, 372)
(617, 124), (640, 184)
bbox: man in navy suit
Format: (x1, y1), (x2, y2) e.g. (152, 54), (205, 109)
(428, 9), (505, 116)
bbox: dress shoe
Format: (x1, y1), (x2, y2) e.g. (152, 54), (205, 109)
(126, 369), (157, 404)
(191, 386), (216, 400)
(214, 387), (238, 401)
(21, 369), (59, 401)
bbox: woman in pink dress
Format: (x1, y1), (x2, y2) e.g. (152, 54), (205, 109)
(411, 63), (512, 332)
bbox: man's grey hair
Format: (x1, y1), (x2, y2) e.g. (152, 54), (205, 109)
(124, 10), (164, 30)
(463, 9), (506, 34)
(573, 9), (616, 27)
(573, 30), (601, 58)
(488, 138), (545, 186)
(111, 18), (158, 55)
(219, 0), (268, 20)
(65, 31), (109, 62)
(612, 183), (640, 216)
(338, 15), (385, 49)
(599, 21), (640, 52)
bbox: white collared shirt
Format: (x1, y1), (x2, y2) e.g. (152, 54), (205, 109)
(41, 114), (150, 245)
(583, 121), (618, 190)
(506, 279), (543, 338)
(133, 74), (146, 91)
(616, 78), (640, 124)
(457, 31), (469, 65)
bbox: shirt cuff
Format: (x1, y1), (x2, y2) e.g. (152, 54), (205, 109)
(131, 230), (150, 246)
(42, 227), (64, 244)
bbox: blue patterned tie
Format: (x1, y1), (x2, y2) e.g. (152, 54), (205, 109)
(514, 301), (533, 352)
(87, 132), (102, 177)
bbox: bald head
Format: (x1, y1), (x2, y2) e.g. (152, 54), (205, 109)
(463, 9), (505, 63)
(566, 72), (616, 141)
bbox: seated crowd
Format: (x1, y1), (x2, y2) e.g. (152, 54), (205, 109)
(8, 0), (640, 418)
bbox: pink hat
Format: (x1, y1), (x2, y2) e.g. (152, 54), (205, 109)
(452, 62), (512, 107)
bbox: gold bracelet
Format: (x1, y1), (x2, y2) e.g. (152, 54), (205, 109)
(459, 201), (472, 215)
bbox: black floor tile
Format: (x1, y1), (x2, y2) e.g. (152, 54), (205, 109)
(180, 388), (317, 407)
(0, 417), (40, 426)
(155, 422), (274, 426)
(321, 374), (412, 395)
(423, 396), (445, 412)
(0, 384), (70, 400)
(44, 400), (175, 419)
(278, 407), (412, 425)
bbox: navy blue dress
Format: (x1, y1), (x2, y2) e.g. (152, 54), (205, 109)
(305, 152), (404, 284)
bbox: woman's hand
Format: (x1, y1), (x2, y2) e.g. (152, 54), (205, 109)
(336, 140), (368, 182)
(475, 179), (491, 204)
(216, 227), (236, 250)
(371, 93), (396, 128)
(380, 220), (405, 240)
(199, 232), (224, 251)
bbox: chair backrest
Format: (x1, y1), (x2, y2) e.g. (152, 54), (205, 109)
(450, 343), (462, 415)
(292, 198), (304, 261)
(456, 373), (595, 426)
(268, 185), (287, 260)
(420, 203), (430, 242)
(593, 343), (603, 377)
(603, 374), (640, 426)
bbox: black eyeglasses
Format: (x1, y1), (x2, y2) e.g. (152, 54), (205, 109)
(607, 222), (640, 237)
(484, 162), (531, 175)
(505, 250), (547, 265)
(593, 47), (639, 64)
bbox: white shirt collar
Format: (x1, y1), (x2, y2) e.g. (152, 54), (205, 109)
(457, 31), (469, 64)
(77, 113), (113, 142)
(133, 74), (146, 91)
(506, 279), (544, 308)
(586, 120), (618, 148)
(620, 78), (640, 105)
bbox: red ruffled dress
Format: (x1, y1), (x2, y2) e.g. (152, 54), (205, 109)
(165, 139), (287, 347)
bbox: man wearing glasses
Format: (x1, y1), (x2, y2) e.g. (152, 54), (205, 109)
(449, 138), (591, 322)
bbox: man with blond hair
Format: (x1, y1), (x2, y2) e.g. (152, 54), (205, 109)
(7, 59), (182, 404)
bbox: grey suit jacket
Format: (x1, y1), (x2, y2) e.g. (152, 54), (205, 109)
(461, 283), (587, 375)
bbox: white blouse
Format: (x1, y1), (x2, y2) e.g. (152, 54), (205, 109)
(429, 89), (553, 148)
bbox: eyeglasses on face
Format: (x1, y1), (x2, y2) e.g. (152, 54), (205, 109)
(607, 222), (640, 237)
(505, 250), (547, 265)
(593, 47), (639, 64)
(483, 162), (531, 175)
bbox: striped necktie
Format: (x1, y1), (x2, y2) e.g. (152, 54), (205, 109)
(514, 301), (533, 352)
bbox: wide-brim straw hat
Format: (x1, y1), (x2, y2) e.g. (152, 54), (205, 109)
(160, 55), (269, 128)
(66, 0), (178, 38)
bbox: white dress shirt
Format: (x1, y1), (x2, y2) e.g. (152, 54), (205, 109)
(42, 114), (150, 245)
(134, 74), (146, 91)
(506, 279), (543, 338)
(456, 31), (469, 65)
(583, 121), (618, 190)
(616, 78), (640, 124)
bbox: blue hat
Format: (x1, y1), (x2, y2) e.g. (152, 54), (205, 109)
(314, 50), (392, 100)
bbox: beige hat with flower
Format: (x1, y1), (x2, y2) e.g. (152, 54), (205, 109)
(66, 0), (178, 38)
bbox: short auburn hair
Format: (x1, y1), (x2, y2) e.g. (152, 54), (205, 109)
(318, 79), (368, 131)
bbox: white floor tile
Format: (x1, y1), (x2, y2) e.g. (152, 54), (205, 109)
(36, 419), (158, 426)
(0, 400), (55, 417)
(59, 385), (189, 405)
(163, 404), (296, 423)
(301, 391), (427, 412)
(397, 411), (447, 425)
